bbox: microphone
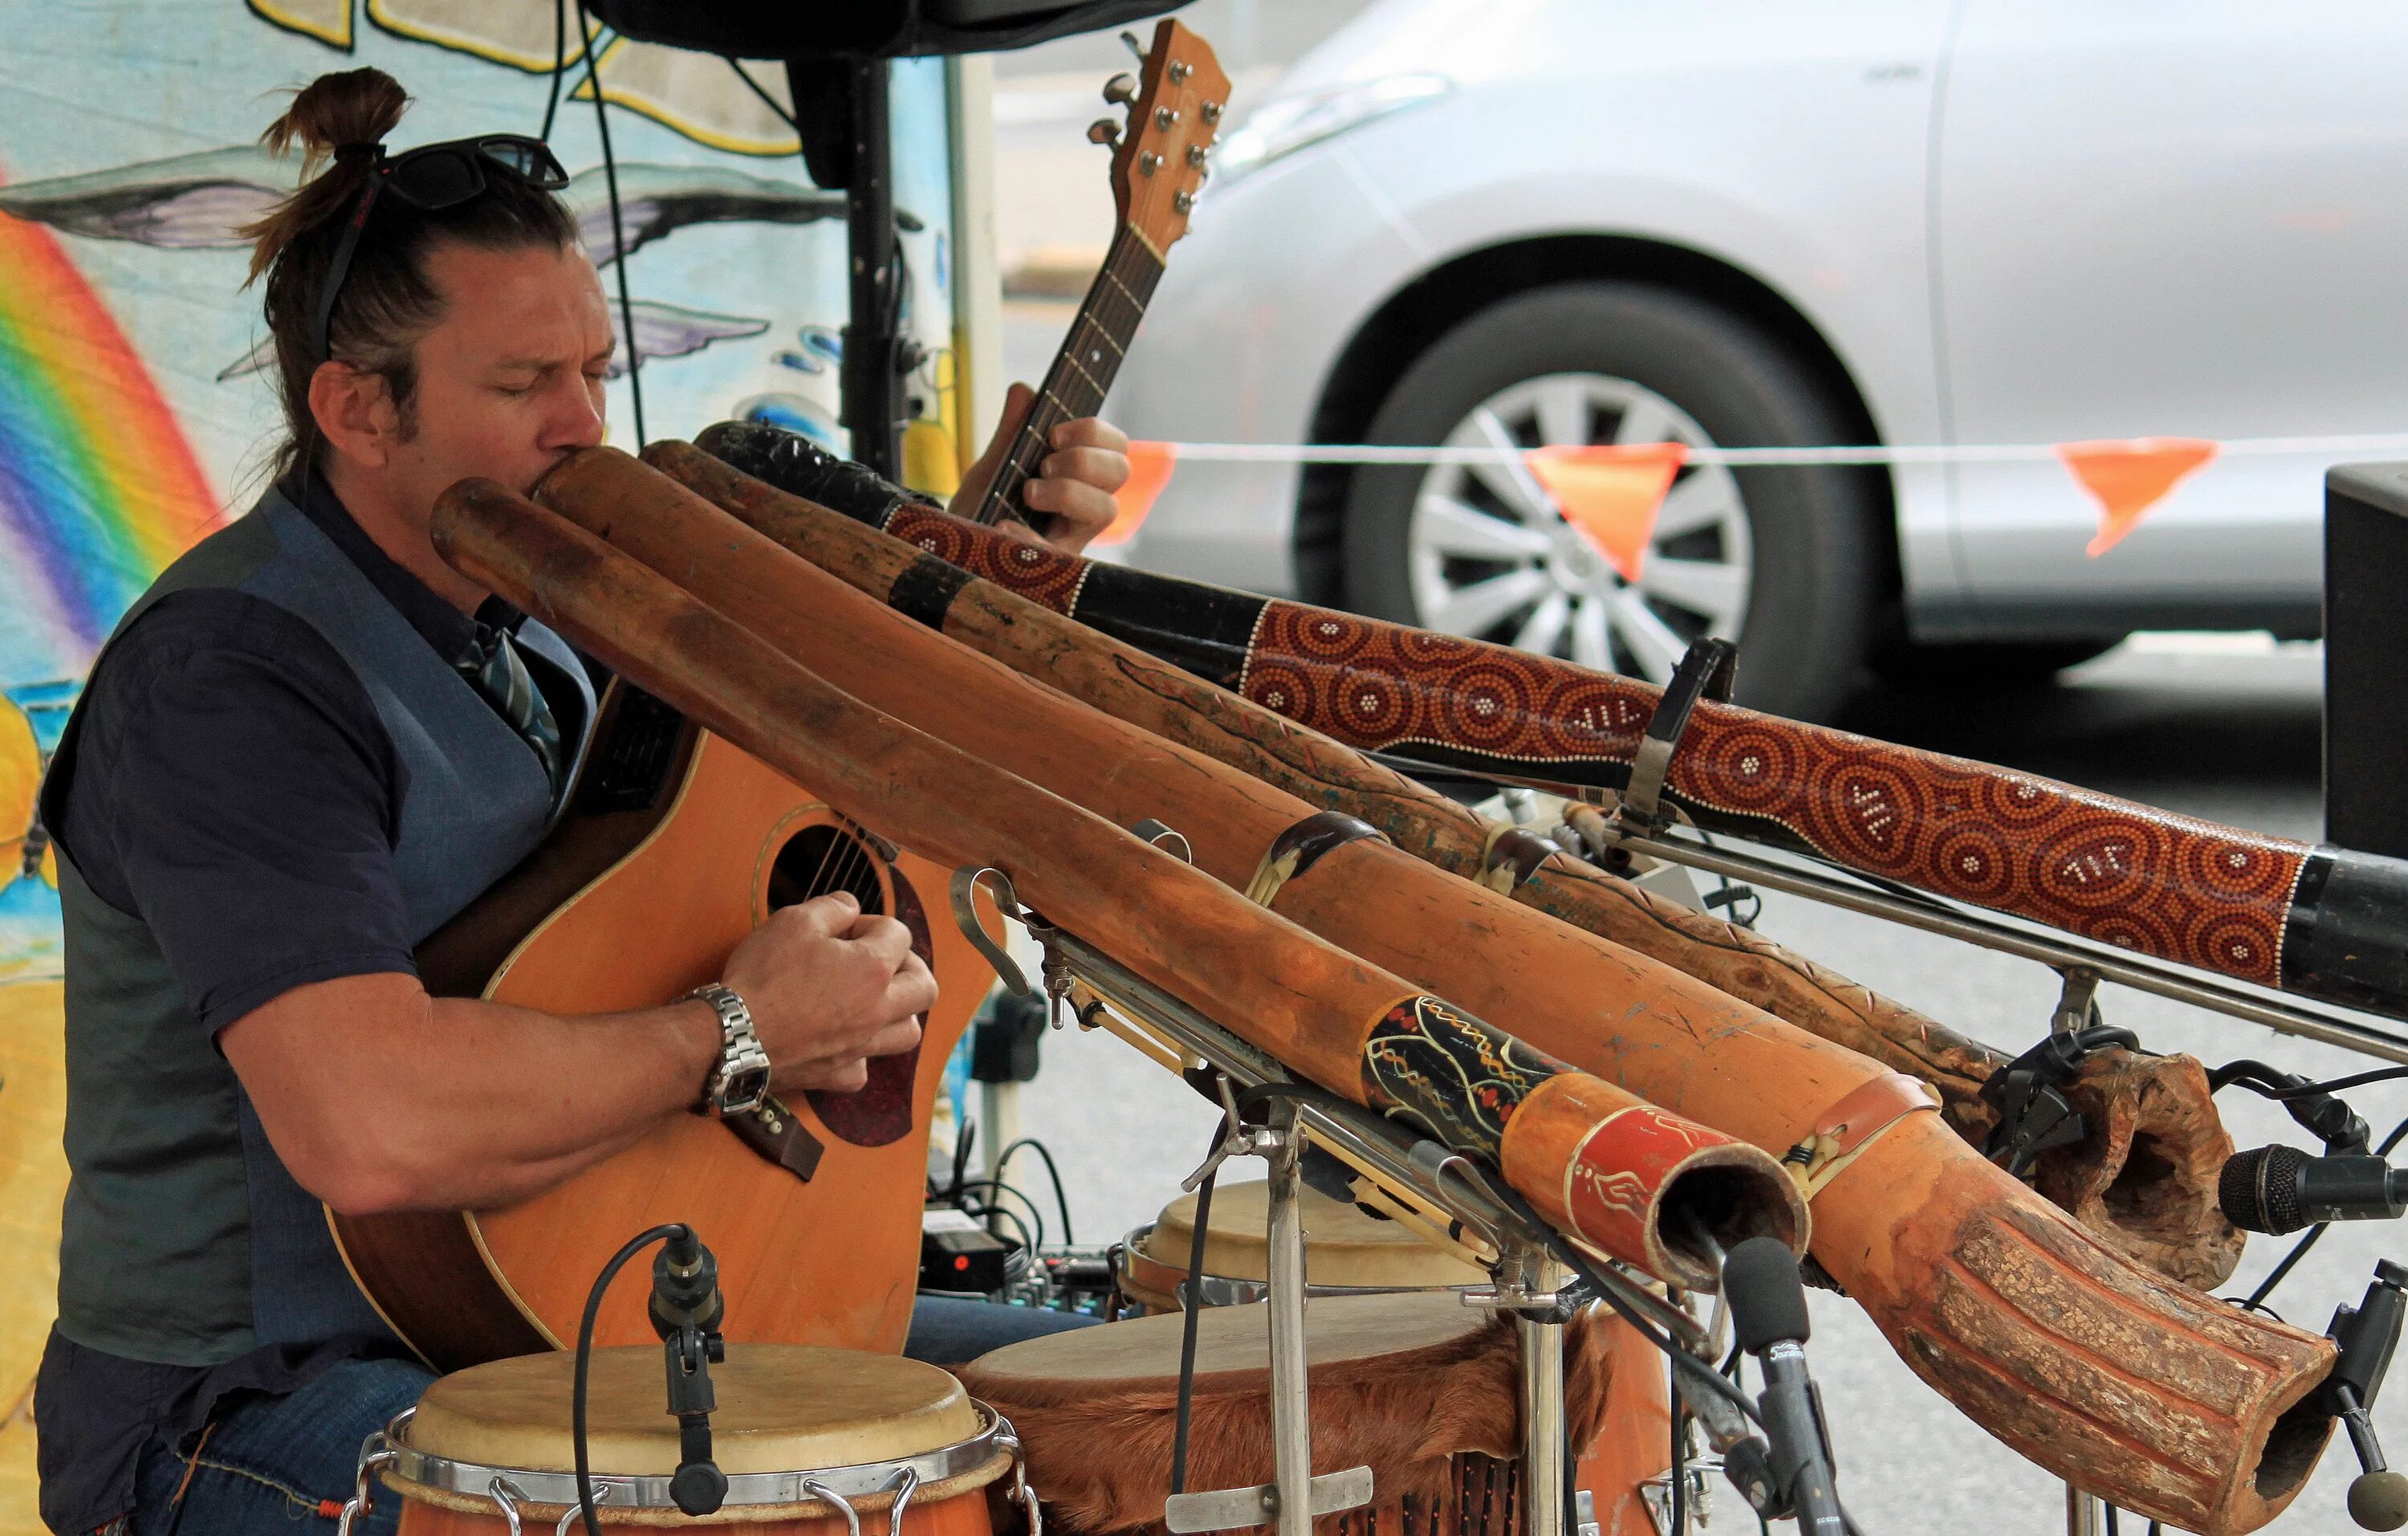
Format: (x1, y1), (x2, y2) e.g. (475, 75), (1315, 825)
(2325, 1261), (2408, 1531)
(651, 1226), (730, 1517)
(1724, 1237), (1846, 1536)
(2219, 1145), (2408, 1234)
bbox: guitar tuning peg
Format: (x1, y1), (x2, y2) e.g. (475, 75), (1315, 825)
(1199, 100), (1223, 125)
(1102, 72), (1137, 107)
(1086, 118), (1121, 147)
(1120, 30), (1145, 63)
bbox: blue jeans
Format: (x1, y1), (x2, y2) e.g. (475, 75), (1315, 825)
(115, 1301), (1095, 1535)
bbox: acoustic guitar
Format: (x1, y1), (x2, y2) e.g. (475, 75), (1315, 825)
(326, 20), (1226, 1372)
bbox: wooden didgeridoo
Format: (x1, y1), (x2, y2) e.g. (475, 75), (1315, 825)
(645, 438), (2241, 1293)
(433, 477), (1804, 1298)
(548, 450), (2327, 1534)
(681, 421), (2408, 1023)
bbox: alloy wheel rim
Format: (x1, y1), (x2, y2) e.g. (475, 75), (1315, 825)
(1404, 373), (1753, 683)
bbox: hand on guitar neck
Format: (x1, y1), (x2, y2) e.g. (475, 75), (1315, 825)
(954, 381), (1131, 554)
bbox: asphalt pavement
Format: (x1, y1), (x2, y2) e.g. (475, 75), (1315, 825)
(982, 35), (2404, 1533)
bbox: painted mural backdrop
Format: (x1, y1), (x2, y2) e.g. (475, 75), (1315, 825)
(0, 0), (967, 983)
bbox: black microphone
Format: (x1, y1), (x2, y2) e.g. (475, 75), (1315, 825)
(1724, 1237), (1846, 1536)
(651, 1226), (729, 1517)
(2219, 1145), (2408, 1234)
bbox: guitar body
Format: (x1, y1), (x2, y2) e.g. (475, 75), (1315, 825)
(331, 687), (991, 1371)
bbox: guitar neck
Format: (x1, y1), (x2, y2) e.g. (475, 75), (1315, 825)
(967, 226), (1167, 527)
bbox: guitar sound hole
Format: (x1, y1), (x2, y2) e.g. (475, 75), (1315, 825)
(767, 824), (885, 915)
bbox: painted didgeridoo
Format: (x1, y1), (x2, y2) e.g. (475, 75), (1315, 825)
(545, 450), (2324, 1534)
(433, 476), (1802, 1297)
(646, 437), (2241, 1293)
(685, 420), (2408, 1024)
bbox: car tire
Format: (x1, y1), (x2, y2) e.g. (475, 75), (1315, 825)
(1338, 282), (1886, 723)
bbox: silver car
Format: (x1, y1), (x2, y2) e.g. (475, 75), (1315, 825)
(1104, 0), (2408, 720)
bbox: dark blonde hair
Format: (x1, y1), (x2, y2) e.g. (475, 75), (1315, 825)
(242, 68), (579, 480)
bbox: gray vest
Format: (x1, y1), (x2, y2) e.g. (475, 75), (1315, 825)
(51, 488), (595, 1366)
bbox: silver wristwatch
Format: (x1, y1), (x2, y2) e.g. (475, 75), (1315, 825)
(688, 982), (771, 1118)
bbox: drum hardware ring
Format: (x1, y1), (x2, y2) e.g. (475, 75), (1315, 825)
(998, 1430), (1045, 1536)
(335, 1427), (401, 1536)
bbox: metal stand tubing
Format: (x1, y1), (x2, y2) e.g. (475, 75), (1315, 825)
(1263, 1102), (1315, 1536)
(840, 56), (904, 480)
(1608, 825), (2408, 1064)
(1508, 1246), (1568, 1536)
(2064, 1483), (2100, 1536)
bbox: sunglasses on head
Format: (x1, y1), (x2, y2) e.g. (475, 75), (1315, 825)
(311, 134), (572, 365)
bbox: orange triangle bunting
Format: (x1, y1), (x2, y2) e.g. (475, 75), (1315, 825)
(2057, 438), (2219, 558)
(1524, 442), (1688, 582)
(1093, 440), (1178, 548)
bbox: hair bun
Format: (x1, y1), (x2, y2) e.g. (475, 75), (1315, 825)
(262, 67), (409, 170)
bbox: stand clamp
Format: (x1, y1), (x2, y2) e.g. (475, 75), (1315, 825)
(1613, 638), (1738, 841)
(1980, 968), (2135, 1180)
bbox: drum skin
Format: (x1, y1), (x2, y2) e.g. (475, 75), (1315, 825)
(386, 1346), (1007, 1533)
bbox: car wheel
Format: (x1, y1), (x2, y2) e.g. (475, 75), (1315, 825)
(1339, 282), (1885, 723)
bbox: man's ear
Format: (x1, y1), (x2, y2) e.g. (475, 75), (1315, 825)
(307, 361), (401, 470)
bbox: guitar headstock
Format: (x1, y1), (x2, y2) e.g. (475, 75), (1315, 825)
(1088, 19), (1230, 254)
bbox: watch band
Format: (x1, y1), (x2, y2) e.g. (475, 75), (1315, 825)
(688, 982), (771, 1118)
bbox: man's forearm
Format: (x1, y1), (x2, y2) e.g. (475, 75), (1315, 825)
(226, 974), (725, 1214)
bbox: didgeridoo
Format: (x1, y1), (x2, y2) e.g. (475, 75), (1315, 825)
(686, 420), (2408, 1025)
(433, 476), (1799, 1295)
(645, 438), (2240, 1292)
(541, 449), (2325, 1535)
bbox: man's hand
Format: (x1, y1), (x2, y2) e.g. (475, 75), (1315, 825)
(954, 381), (1131, 555)
(722, 890), (932, 1092)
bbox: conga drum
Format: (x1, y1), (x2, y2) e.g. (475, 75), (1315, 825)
(1113, 1183), (1670, 1536)
(958, 1291), (1617, 1536)
(341, 1344), (1029, 1534)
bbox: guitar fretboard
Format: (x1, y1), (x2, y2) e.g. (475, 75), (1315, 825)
(970, 226), (1168, 526)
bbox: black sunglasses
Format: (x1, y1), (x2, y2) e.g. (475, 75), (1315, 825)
(311, 135), (572, 365)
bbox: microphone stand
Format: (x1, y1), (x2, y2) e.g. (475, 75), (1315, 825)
(651, 1227), (730, 1517)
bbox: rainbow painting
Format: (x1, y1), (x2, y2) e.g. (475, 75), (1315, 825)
(0, 162), (223, 980)
(0, 161), (223, 694)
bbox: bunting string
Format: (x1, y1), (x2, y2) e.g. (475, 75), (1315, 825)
(1120, 430), (2408, 468)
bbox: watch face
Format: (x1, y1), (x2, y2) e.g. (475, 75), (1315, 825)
(721, 1063), (772, 1115)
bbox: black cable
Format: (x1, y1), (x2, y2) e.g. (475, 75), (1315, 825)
(959, 1198), (1034, 1257)
(1668, 1353), (1687, 1534)
(576, 1223), (689, 1536)
(996, 1137), (1076, 1247)
(1169, 1119), (1226, 1496)
(572, 0), (645, 448)
(726, 57), (799, 132)
(540, 0), (569, 142)
(2239, 1111), (2408, 1312)
(2213, 1061), (2408, 1101)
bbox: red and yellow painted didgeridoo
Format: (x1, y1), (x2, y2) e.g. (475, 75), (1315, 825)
(685, 421), (2408, 1023)
(645, 437), (2242, 1294)
(563, 450), (2324, 1535)
(434, 476), (1803, 1294)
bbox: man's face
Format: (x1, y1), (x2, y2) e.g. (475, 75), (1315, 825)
(361, 238), (614, 522)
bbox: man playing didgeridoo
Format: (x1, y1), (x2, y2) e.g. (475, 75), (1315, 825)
(32, 67), (1132, 1536)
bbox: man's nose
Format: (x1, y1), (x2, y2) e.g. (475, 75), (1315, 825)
(545, 376), (608, 450)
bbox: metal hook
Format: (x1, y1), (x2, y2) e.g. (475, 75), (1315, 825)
(885, 1465), (921, 1536)
(488, 1476), (527, 1536)
(555, 1482), (612, 1536)
(803, 1478), (864, 1536)
(1130, 818), (1194, 864)
(950, 867), (1032, 996)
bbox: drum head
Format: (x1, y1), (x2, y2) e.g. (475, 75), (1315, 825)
(1138, 1179), (1486, 1290)
(962, 1290), (1489, 1395)
(408, 1344), (982, 1476)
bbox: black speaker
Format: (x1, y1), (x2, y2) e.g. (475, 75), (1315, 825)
(2325, 463), (2408, 858)
(585, 0), (1188, 59)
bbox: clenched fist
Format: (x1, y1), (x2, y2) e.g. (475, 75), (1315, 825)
(721, 891), (933, 1092)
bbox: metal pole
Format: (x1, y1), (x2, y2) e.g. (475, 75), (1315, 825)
(1511, 1246), (1568, 1536)
(841, 56), (904, 480)
(2065, 1485), (2101, 1536)
(1263, 1101), (1314, 1536)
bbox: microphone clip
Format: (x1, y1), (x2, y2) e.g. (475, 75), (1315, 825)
(653, 1228), (730, 1518)
(1979, 1020), (2139, 1179)
(2325, 1260), (2408, 1531)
